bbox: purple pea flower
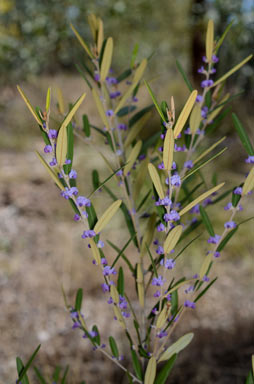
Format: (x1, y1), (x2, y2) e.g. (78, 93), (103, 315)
(245, 155), (254, 164)
(156, 245), (164, 255)
(156, 330), (168, 338)
(196, 95), (203, 103)
(69, 169), (77, 179)
(201, 79), (214, 88)
(197, 66), (205, 74)
(164, 210), (180, 222)
(101, 283), (109, 293)
(184, 300), (196, 309)
(106, 77), (118, 85)
(103, 266), (116, 276)
(44, 145), (53, 153)
(213, 251), (220, 258)
(73, 213), (80, 221)
(184, 160), (193, 169)
(212, 54), (219, 63)
(82, 229), (96, 239)
(224, 221), (237, 229)
(97, 240), (105, 248)
(224, 202), (232, 211)
(158, 161), (165, 170)
(48, 129), (58, 139)
(234, 187), (242, 195)
(157, 223), (165, 232)
(170, 174), (181, 187)
(152, 275), (166, 287)
(76, 196), (91, 207)
(49, 157), (57, 166)
(160, 258), (176, 269)
(106, 109), (114, 117)
(153, 290), (161, 298)
(207, 234), (221, 244)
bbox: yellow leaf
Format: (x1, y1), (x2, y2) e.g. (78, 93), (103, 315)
(113, 306), (126, 329)
(189, 103), (202, 135)
(110, 285), (119, 304)
(179, 183), (224, 216)
(60, 93), (86, 131)
(97, 18), (104, 54)
(141, 213), (157, 257)
(133, 157), (149, 200)
(89, 239), (101, 265)
(159, 333), (194, 362)
(137, 263), (144, 308)
(56, 88), (65, 115)
(163, 279), (195, 297)
(100, 37), (114, 82)
(156, 306), (168, 330)
(148, 163), (164, 200)
(94, 200), (122, 233)
(199, 253), (212, 280)
(92, 88), (109, 130)
(174, 90), (198, 139)
(124, 140), (142, 176)
(56, 124), (68, 168)
(207, 94), (229, 124)
(87, 13), (97, 41)
(163, 225), (183, 254)
(35, 151), (64, 190)
(124, 111), (151, 148)
(212, 55), (253, 87)
(163, 127), (174, 171)
(193, 136), (226, 165)
(242, 167), (254, 195)
(46, 87), (51, 113)
(115, 59), (147, 114)
(206, 20), (214, 62)
(17, 86), (42, 125)
(144, 357), (157, 384)
(70, 23), (93, 58)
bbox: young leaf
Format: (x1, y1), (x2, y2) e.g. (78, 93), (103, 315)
(17, 86), (42, 125)
(158, 333), (194, 362)
(60, 93), (86, 132)
(46, 87), (51, 113)
(199, 206), (215, 236)
(144, 80), (166, 121)
(137, 263), (144, 308)
(97, 18), (104, 54)
(175, 59), (193, 92)
(131, 350), (143, 380)
(179, 183), (224, 216)
(144, 357), (157, 384)
(154, 354), (177, 384)
(173, 90), (198, 138)
(189, 104), (202, 135)
(232, 113), (254, 155)
(131, 43), (139, 68)
(194, 277), (217, 302)
(17, 345), (41, 382)
(94, 200), (122, 233)
(148, 163), (164, 199)
(92, 88), (109, 130)
(35, 151), (64, 190)
(163, 127), (174, 171)
(212, 55), (253, 87)
(56, 125), (68, 168)
(109, 336), (119, 357)
(75, 288), (83, 311)
(163, 225), (183, 255)
(70, 23), (93, 58)
(124, 140), (142, 176)
(117, 266), (125, 296)
(100, 37), (113, 82)
(242, 167), (254, 195)
(16, 358), (29, 384)
(206, 20), (214, 63)
(82, 114), (90, 137)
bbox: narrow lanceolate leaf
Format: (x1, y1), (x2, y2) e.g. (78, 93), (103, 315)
(199, 206), (215, 236)
(60, 93), (86, 132)
(124, 111), (151, 148)
(17, 86), (42, 125)
(206, 20), (214, 63)
(94, 200), (122, 233)
(141, 213), (157, 257)
(89, 239), (101, 265)
(207, 94), (229, 124)
(35, 151), (64, 190)
(113, 305), (126, 329)
(173, 90), (198, 138)
(193, 136), (226, 165)
(100, 37), (113, 82)
(159, 333), (194, 362)
(148, 163), (164, 199)
(117, 267), (124, 296)
(144, 80), (166, 122)
(92, 88), (109, 130)
(199, 253), (212, 280)
(17, 345), (41, 382)
(175, 59), (193, 92)
(56, 125), (68, 168)
(179, 183), (224, 216)
(70, 23), (93, 58)
(87, 13), (97, 41)
(144, 357), (157, 384)
(189, 104), (202, 135)
(75, 288), (83, 311)
(57, 88), (65, 114)
(97, 18), (104, 54)
(242, 167), (254, 195)
(124, 140), (142, 176)
(46, 87), (51, 113)
(163, 127), (174, 171)
(134, 158), (149, 200)
(156, 306), (169, 329)
(137, 263), (144, 308)
(232, 113), (254, 155)
(111, 285), (120, 304)
(163, 279), (195, 297)
(164, 225), (183, 255)
(154, 354), (177, 384)
(109, 336), (119, 358)
(215, 20), (234, 53)
(115, 59), (147, 114)
(212, 55), (253, 87)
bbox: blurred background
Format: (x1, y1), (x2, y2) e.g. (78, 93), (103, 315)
(0, 0), (254, 383)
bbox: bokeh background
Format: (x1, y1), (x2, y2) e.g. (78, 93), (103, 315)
(0, 0), (254, 383)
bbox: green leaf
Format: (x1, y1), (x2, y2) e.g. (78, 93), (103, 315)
(109, 336), (119, 357)
(17, 345), (41, 383)
(75, 64), (92, 89)
(70, 23), (93, 58)
(199, 206), (215, 236)
(117, 266), (125, 296)
(75, 288), (83, 311)
(174, 233), (202, 261)
(171, 290), (178, 317)
(232, 187), (242, 207)
(131, 350), (143, 380)
(245, 371), (254, 384)
(194, 277), (217, 302)
(137, 190), (151, 212)
(175, 59), (193, 92)
(232, 113), (254, 155)
(117, 68), (132, 83)
(131, 43), (139, 68)
(92, 170), (100, 190)
(82, 114), (91, 137)
(129, 105), (154, 127)
(100, 37), (113, 82)
(61, 366), (69, 384)
(109, 237), (135, 273)
(16, 358), (29, 384)
(86, 203), (98, 230)
(144, 80), (166, 122)
(117, 105), (136, 117)
(215, 20), (234, 53)
(154, 354), (177, 384)
(217, 227), (238, 252)
(33, 367), (47, 384)
(53, 366), (61, 381)
(92, 325), (101, 345)
(63, 123), (74, 175)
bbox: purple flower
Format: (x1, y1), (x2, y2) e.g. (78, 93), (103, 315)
(184, 300), (196, 309)
(110, 91), (121, 99)
(190, 204), (200, 214)
(122, 312), (130, 318)
(234, 187), (242, 195)
(139, 154), (146, 161)
(97, 240), (105, 248)
(201, 106), (208, 118)
(174, 144), (186, 152)
(170, 174), (181, 187)
(198, 66), (205, 74)
(65, 159), (71, 164)
(212, 55), (219, 63)
(153, 290), (161, 297)
(196, 94), (203, 103)
(152, 275), (166, 287)
(69, 169), (77, 179)
(153, 239), (159, 245)
(156, 330), (168, 338)
(106, 109), (114, 117)
(76, 196), (91, 207)
(224, 202), (232, 211)
(207, 234), (221, 244)
(44, 145), (53, 153)
(158, 161), (165, 170)
(213, 251), (220, 258)
(133, 96), (138, 102)
(160, 258), (176, 269)
(119, 295), (128, 309)
(48, 129), (58, 139)
(49, 157), (57, 166)
(106, 77), (118, 85)
(101, 283), (109, 293)
(202, 56), (208, 63)
(201, 79), (214, 88)
(60, 187), (79, 199)
(164, 210), (180, 222)
(94, 73), (100, 82)
(73, 213), (80, 221)
(184, 160), (193, 169)
(202, 275), (210, 282)
(245, 155), (254, 164)
(224, 221), (237, 229)
(103, 266), (116, 276)
(82, 229), (96, 239)
(210, 68), (216, 74)
(157, 223), (165, 232)
(156, 246), (164, 255)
